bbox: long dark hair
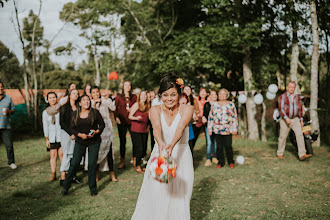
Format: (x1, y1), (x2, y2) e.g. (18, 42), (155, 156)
(64, 83), (76, 96)
(44, 91), (57, 109)
(121, 81), (133, 99)
(198, 88), (208, 101)
(60, 89), (79, 116)
(184, 85), (194, 106)
(158, 74), (182, 98)
(72, 94), (95, 127)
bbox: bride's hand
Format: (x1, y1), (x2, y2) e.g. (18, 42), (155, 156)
(165, 144), (174, 157)
(158, 142), (166, 155)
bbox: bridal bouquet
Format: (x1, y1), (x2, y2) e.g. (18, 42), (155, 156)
(149, 150), (177, 184)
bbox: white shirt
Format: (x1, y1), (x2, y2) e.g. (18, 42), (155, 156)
(151, 97), (163, 106)
(42, 111), (61, 143)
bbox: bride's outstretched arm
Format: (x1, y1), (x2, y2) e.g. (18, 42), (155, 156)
(166, 105), (194, 156)
(149, 106), (166, 153)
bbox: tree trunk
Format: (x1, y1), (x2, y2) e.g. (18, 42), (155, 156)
(94, 52), (100, 86)
(261, 102), (267, 142)
(243, 46), (259, 140)
(13, 0), (31, 115)
(238, 102), (247, 138)
(289, 1), (300, 93)
(309, 0), (320, 146)
(31, 0), (42, 131)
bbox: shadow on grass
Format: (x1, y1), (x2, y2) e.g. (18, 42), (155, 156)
(268, 141), (300, 159)
(191, 177), (216, 219)
(0, 180), (80, 219)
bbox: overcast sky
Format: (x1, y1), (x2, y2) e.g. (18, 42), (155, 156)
(0, 0), (89, 69)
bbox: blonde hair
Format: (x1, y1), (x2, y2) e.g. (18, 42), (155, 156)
(219, 88), (229, 99)
(137, 91), (151, 113)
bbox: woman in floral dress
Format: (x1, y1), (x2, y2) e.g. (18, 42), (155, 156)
(208, 88), (238, 169)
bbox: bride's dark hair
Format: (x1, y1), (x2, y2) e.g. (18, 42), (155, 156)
(158, 74), (182, 98)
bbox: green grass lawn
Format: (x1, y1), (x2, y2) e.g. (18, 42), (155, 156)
(0, 132), (329, 220)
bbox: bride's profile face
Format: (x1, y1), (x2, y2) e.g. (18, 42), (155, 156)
(161, 88), (179, 108)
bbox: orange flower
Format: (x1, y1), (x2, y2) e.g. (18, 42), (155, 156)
(172, 168), (176, 178)
(167, 168), (172, 175)
(176, 78), (184, 89)
(158, 156), (165, 166)
(155, 166), (163, 176)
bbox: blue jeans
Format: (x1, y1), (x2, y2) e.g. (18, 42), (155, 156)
(205, 127), (216, 160)
(1, 129), (15, 164)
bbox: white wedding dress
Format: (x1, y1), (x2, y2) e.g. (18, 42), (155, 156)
(132, 105), (194, 220)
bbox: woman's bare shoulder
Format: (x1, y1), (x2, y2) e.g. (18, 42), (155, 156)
(150, 105), (162, 114)
(180, 104), (194, 114)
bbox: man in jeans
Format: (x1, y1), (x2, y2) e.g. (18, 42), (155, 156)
(0, 81), (17, 169)
(277, 81), (312, 161)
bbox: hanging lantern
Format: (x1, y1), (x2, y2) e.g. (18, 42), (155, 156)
(268, 84), (278, 94)
(238, 94), (247, 104)
(108, 71), (119, 80)
(266, 91), (276, 100)
(254, 93), (264, 105)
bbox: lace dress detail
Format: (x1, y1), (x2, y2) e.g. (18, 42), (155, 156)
(132, 105), (194, 220)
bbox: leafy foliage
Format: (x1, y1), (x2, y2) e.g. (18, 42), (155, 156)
(0, 41), (23, 88)
(43, 70), (83, 89)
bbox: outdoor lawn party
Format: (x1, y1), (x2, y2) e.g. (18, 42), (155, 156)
(0, 0), (329, 219)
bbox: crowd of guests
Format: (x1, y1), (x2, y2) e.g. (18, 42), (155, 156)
(0, 79), (312, 196)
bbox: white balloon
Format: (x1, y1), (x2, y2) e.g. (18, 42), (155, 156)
(268, 84), (278, 94)
(266, 91), (276, 100)
(236, 156), (245, 165)
(238, 94), (247, 104)
(254, 93), (263, 104)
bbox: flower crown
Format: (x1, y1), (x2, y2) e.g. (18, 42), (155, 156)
(176, 78), (184, 89)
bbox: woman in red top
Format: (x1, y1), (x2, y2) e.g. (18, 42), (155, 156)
(115, 81), (137, 168)
(129, 91), (150, 174)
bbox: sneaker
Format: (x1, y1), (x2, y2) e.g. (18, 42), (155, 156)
(212, 158), (218, 164)
(72, 177), (82, 184)
(216, 164), (222, 169)
(9, 163), (17, 169)
(277, 155), (284, 159)
(229, 163), (235, 168)
(204, 159), (212, 167)
(130, 158), (133, 164)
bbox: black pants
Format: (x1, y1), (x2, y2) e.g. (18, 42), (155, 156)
(63, 142), (100, 194)
(188, 124), (204, 154)
(117, 123), (132, 159)
(107, 143), (114, 172)
(131, 131), (148, 167)
(0, 129), (15, 164)
(150, 124), (155, 152)
(215, 134), (234, 166)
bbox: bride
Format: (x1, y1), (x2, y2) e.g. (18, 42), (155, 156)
(131, 75), (194, 220)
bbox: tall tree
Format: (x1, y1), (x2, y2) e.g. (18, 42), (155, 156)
(12, 0), (31, 115)
(309, 0), (320, 146)
(22, 4), (43, 130)
(288, 0), (301, 93)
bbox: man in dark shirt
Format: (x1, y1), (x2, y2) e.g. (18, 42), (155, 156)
(277, 81), (312, 161)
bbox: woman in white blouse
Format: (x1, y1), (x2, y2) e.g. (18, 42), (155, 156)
(42, 92), (63, 182)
